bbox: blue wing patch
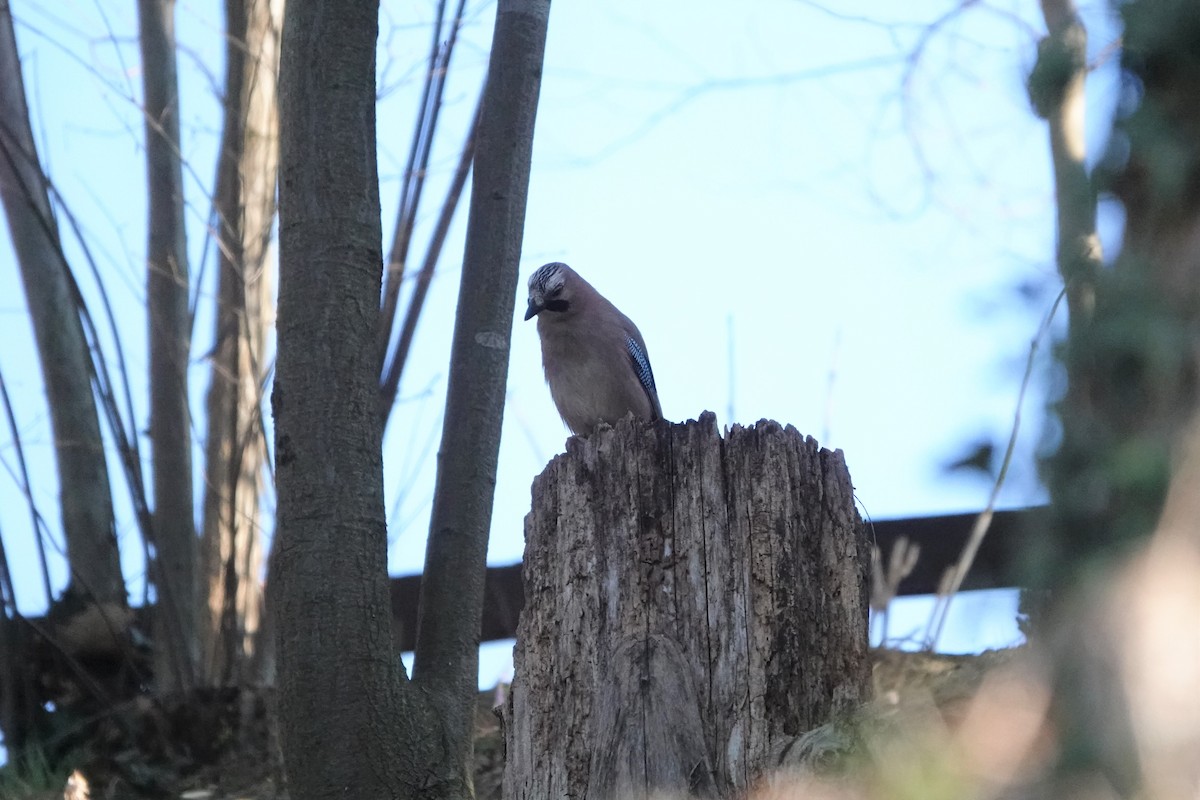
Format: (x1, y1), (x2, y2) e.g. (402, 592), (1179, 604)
(626, 336), (657, 394)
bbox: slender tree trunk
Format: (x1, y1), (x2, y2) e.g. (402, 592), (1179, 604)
(504, 415), (871, 800)
(412, 0), (550, 794)
(199, 0), (283, 687)
(138, 0), (197, 692)
(1029, 0), (1106, 591)
(1031, 4), (1138, 789)
(0, 0), (123, 608)
(1030, 0), (1102, 330)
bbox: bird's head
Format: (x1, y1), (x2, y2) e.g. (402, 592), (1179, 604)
(524, 262), (574, 321)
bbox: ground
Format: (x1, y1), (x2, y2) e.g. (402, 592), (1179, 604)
(3, 648), (1017, 800)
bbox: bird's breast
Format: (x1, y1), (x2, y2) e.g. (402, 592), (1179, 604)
(540, 329), (652, 434)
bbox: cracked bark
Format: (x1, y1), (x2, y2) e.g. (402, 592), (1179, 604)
(504, 413), (870, 800)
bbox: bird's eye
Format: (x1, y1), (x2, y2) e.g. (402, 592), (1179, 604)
(547, 285), (562, 297)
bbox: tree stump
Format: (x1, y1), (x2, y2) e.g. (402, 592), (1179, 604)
(502, 413), (870, 800)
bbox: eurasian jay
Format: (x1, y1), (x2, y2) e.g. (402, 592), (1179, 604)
(524, 262), (662, 435)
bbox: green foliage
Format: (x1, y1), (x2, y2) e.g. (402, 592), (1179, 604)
(1039, 268), (1186, 588)
(0, 743), (60, 798)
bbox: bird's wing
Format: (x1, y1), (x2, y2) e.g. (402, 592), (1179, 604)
(626, 335), (657, 395)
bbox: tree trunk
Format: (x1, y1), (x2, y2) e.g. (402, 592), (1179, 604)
(1027, 0), (1103, 589)
(274, 1), (425, 797)
(275, 0), (549, 794)
(139, 0), (198, 693)
(199, 0), (283, 687)
(1041, 3), (1200, 794)
(503, 414), (871, 800)
(0, 0), (123, 609)
(1029, 0), (1101, 330)
(411, 0), (550, 794)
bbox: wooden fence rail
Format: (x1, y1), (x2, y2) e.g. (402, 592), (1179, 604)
(11, 507), (1038, 653)
(389, 506), (1041, 651)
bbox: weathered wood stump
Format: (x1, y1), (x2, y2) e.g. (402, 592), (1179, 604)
(502, 413), (870, 799)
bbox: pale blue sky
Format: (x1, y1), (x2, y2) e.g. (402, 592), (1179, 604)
(0, 0), (1124, 668)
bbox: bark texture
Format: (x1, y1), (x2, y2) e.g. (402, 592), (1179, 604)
(504, 413), (870, 800)
(0, 0), (123, 608)
(275, 0), (549, 796)
(274, 1), (425, 798)
(199, 0), (282, 687)
(138, 0), (197, 692)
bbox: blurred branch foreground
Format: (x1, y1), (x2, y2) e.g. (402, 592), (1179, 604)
(502, 413), (871, 799)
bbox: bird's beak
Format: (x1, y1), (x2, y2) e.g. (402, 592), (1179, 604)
(523, 298), (541, 321)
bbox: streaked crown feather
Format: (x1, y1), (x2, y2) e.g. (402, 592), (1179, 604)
(528, 262), (568, 297)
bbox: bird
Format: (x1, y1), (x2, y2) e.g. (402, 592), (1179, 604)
(524, 262), (662, 435)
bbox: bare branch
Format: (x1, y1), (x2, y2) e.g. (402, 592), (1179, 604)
(0, 1), (124, 608)
(378, 84), (482, 424)
(376, 0), (468, 375)
(0, 368), (54, 606)
(928, 286), (1068, 649)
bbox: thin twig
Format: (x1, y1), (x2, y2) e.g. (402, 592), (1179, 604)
(0, 121), (153, 590)
(376, 0), (460, 367)
(0, 368), (54, 606)
(927, 286), (1068, 649)
(871, 536), (920, 647)
(379, 82), (483, 423)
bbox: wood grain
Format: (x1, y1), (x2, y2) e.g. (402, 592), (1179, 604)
(503, 413), (870, 799)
